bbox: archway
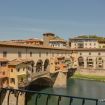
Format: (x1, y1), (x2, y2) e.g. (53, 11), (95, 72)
(36, 59), (43, 72)
(44, 59), (49, 71)
(26, 77), (53, 91)
(78, 56), (84, 68)
(96, 57), (103, 69)
(87, 57), (93, 68)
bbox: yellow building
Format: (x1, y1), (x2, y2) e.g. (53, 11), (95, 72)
(8, 59), (34, 89)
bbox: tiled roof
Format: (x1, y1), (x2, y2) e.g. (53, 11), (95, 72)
(26, 38), (43, 42)
(71, 48), (105, 51)
(0, 42), (70, 51)
(8, 59), (34, 66)
(0, 58), (9, 62)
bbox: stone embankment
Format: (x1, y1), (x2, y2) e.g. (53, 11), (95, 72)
(72, 69), (105, 82)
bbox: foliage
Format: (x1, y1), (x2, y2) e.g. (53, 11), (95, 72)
(72, 72), (105, 82)
(76, 35), (105, 41)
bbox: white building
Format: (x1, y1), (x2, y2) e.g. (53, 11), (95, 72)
(49, 39), (67, 48)
(69, 38), (99, 49)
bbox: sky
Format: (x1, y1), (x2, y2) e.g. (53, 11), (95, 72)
(0, 0), (105, 40)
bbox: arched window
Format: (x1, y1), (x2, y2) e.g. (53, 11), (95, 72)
(78, 56), (84, 67)
(96, 57), (103, 69)
(44, 59), (49, 71)
(36, 59), (43, 72)
(87, 57), (93, 68)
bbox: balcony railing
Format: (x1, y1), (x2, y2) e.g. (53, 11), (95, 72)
(0, 88), (105, 105)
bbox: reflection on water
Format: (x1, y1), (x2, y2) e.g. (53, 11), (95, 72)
(27, 79), (105, 105)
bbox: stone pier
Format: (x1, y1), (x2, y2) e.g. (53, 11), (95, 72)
(53, 71), (67, 88)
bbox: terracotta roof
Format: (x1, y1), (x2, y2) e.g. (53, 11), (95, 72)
(8, 59), (34, 66)
(49, 39), (66, 43)
(26, 38), (43, 42)
(0, 58), (9, 62)
(0, 42), (70, 51)
(71, 48), (105, 51)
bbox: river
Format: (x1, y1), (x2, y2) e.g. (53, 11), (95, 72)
(27, 78), (105, 105)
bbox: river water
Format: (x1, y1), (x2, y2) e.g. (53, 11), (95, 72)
(27, 78), (105, 105)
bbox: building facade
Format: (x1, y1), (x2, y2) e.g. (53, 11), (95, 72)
(69, 38), (99, 49)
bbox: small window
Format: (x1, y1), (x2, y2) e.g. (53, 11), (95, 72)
(46, 52), (48, 56)
(2, 72), (5, 75)
(89, 52), (91, 55)
(18, 52), (22, 58)
(23, 68), (25, 71)
(3, 51), (7, 58)
(39, 52), (41, 57)
(11, 69), (13, 72)
(30, 52), (32, 57)
(98, 52), (101, 55)
(17, 68), (20, 72)
(10, 78), (15, 84)
(80, 53), (82, 55)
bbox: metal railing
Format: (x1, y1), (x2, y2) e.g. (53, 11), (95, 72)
(0, 88), (104, 105)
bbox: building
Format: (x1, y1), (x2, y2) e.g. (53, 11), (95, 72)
(0, 40), (72, 88)
(69, 37), (99, 49)
(72, 48), (105, 70)
(43, 33), (67, 48)
(49, 37), (67, 48)
(8, 59), (34, 89)
(0, 58), (9, 88)
(98, 40), (105, 48)
(9, 38), (43, 46)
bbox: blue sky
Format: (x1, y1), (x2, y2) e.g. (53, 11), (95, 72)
(0, 0), (105, 40)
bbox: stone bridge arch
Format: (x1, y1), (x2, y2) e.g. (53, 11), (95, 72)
(26, 76), (53, 90)
(36, 59), (43, 72)
(44, 59), (50, 71)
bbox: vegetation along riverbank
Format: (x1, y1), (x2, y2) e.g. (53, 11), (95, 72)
(71, 70), (105, 82)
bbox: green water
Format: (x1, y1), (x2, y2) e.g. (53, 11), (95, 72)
(27, 79), (105, 105)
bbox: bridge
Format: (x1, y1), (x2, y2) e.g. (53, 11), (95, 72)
(0, 57), (78, 105)
(17, 57), (76, 90)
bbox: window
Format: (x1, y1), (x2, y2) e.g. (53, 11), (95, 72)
(30, 52), (32, 57)
(11, 69), (13, 72)
(10, 78), (15, 84)
(23, 68), (25, 71)
(2, 72), (5, 75)
(39, 52), (41, 57)
(17, 68), (20, 72)
(18, 52), (22, 58)
(46, 52), (48, 56)
(80, 53), (82, 55)
(98, 52), (101, 55)
(89, 52), (91, 55)
(3, 51), (7, 58)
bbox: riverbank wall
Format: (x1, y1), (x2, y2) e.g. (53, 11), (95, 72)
(72, 69), (105, 82)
